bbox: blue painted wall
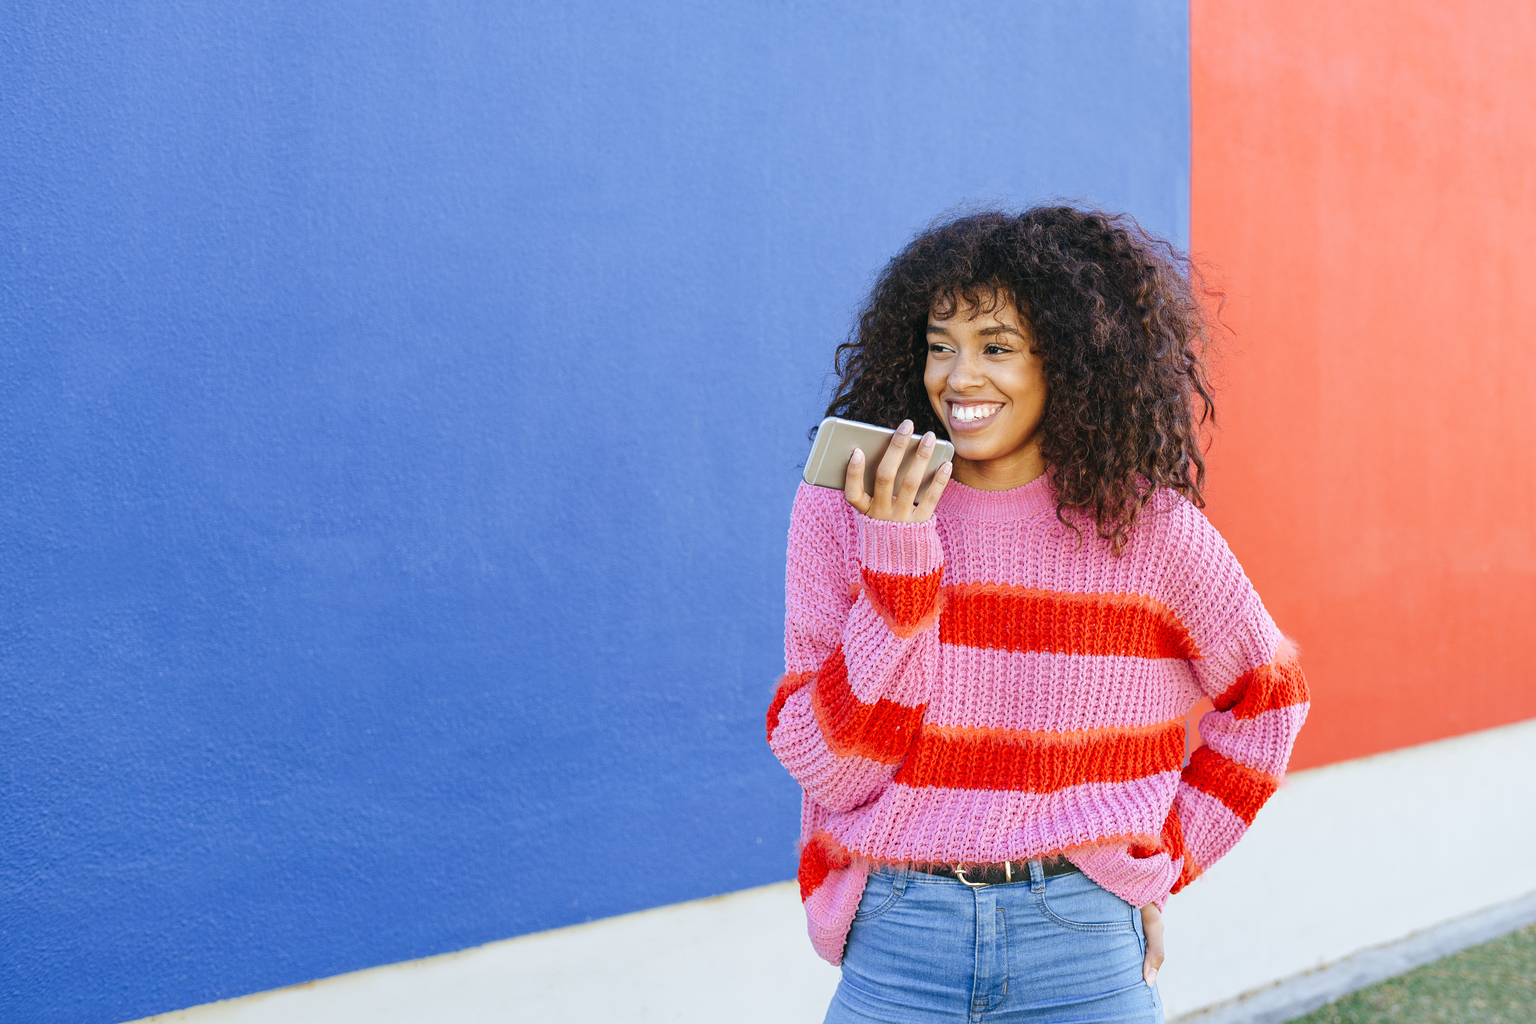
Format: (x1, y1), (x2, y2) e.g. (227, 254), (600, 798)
(0, 2), (1189, 1020)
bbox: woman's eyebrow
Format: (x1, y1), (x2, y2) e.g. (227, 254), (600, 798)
(926, 322), (1023, 337)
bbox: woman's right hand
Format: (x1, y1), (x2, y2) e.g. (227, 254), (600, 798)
(844, 419), (952, 523)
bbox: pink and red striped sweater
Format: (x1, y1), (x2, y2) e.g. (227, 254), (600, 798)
(767, 475), (1309, 964)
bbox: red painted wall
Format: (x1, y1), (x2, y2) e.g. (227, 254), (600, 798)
(1191, 1), (1536, 769)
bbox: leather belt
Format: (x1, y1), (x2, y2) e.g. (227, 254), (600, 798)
(920, 856), (1079, 888)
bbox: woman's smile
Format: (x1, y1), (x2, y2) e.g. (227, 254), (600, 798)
(945, 399), (1005, 430)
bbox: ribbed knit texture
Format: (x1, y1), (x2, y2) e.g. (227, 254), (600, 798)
(767, 476), (1309, 964)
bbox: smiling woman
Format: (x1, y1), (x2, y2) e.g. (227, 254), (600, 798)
(923, 295), (1049, 490)
(768, 208), (1309, 1023)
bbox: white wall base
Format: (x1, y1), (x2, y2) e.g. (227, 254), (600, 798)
(132, 717), (1536, 1024)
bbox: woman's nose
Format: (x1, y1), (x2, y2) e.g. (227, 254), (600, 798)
(948, 353), (985, 388)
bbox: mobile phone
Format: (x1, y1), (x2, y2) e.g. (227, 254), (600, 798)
(803, 416), (955, 500)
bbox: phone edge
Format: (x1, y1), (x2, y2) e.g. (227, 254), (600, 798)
(803, 416), (836, 487)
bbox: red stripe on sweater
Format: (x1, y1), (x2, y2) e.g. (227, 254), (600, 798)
(1213, 658), (1310, 720)
(892, 719), (1186, 792)
(938, 583), (1201, 660)
(1129, 802), (1188, 862)
(1172, 847), (1202, 893)
(1181, 745), (1280, 825)
(766, 671), (815, 741)
(861, 567), (944, 636)
(1127, 804), (1203, 893)
(798, 831), (852, 903)
(810, 646), (927, 764)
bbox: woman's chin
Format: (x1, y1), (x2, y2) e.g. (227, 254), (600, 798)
(951, 442), (1007, 465)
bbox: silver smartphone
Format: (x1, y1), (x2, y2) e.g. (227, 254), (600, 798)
(803, 416), (955, 499)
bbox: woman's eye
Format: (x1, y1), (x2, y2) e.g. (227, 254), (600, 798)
(984, 344), (1010, 355)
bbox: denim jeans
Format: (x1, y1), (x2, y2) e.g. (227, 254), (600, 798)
(825, 860), (1163, 1024)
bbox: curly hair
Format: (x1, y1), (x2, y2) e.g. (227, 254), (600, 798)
(824, 206), (1217, 552)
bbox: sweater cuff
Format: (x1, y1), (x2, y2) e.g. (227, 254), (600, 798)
(855, 515), (944, 577)
(855, 517), (944, 636)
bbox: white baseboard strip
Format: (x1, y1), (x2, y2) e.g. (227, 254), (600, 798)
(1170, 889), (1536, 1024)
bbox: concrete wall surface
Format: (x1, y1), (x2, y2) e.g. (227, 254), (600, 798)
(0, 3), (1189, 1021)
(126, 718), (1536, 1023)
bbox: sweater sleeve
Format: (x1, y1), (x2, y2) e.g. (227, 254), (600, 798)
(1160, 507), (1310, 894)
(766, 483), (944, 814)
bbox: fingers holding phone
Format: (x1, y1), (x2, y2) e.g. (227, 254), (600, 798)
(844, 420), (952, 523)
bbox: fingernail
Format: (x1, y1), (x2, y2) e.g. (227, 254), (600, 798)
(921, 432), (935, 449)
(898, 419), (913, 434)
(1145, 969), (1157, 987)
(851, 448), (863, 464)
(939, 461), (952, 473)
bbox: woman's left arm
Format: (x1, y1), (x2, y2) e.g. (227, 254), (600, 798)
(1164, 511), (1312, 894)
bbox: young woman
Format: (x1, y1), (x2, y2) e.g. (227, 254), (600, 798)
(766, 207), (1309, 1023)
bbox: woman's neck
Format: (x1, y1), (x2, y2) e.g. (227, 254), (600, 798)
(949, 443), (1047, 491)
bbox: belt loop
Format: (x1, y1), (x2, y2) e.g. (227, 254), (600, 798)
(894, 864), (910, 897)
(1028, 856), (1045, 892)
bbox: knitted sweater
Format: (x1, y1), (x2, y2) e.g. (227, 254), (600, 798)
(766, 476), (1309, 964)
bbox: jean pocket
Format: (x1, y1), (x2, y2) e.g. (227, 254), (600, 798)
(852, 870), (906, 923)
(1034, 874), (1135, 932)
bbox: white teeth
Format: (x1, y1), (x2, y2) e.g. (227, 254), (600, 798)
(952, 403), (1002, 423)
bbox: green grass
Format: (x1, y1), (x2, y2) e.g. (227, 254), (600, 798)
(1291, 923), (1536, 1024)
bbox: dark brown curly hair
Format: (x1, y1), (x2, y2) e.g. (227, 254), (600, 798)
(824, 206), (1216, 551)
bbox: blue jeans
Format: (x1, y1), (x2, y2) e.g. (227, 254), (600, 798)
(825, 861), (1163, 1024)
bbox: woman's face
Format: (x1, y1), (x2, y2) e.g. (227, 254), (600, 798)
(924, 292), (1049, 490)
